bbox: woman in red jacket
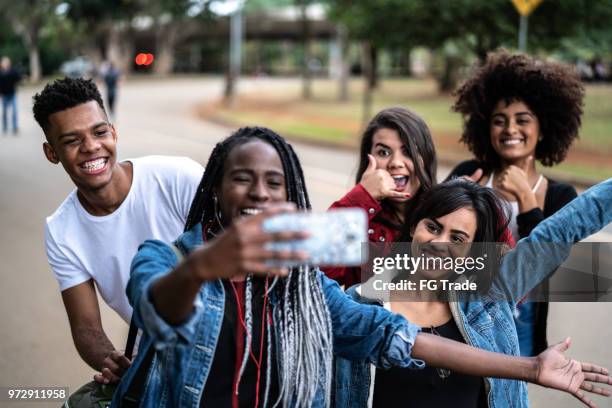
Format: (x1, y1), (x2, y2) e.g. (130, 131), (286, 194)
(323, 108), (437, 287)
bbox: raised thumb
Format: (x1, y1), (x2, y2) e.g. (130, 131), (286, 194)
(553, 337), (571, 353)
(469, 168), (483, 182)
(365, 154), (377, 174)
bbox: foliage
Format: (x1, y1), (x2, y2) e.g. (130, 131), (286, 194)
(326, 0), (612, 58)
(325, 0), (612, 92)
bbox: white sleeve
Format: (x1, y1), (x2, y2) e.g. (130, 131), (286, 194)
(173, 157), (204, 222)
(44, 222), (90, 291)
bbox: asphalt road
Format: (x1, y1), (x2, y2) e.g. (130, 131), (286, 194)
(0, 77), (609, 407)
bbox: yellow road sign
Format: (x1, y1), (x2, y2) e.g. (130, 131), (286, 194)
(512, 0), (543, 16)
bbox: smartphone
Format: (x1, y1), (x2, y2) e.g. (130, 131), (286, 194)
(262, 208), (368, 267)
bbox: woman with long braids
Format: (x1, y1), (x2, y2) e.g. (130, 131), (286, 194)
(335, 178), (612, 407)
(448, 50), (584, 357)
(111, 128), (612, 408)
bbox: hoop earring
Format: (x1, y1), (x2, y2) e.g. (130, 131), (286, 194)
(213, 194), (225, 232)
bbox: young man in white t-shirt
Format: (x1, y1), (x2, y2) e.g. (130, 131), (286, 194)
(33, 77), (204, 384)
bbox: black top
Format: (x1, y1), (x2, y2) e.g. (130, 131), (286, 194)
(0, 69), (21, 95)
(446, 160), (577, 237)
(200, 278), (278, 408)
(447, 159), (578, 353)
(373, 318), (486, 408)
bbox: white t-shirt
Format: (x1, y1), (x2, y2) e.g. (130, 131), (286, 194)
(45, 155), (204, 323)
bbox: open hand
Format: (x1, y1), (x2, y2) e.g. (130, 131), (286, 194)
(536, 338), (612, 407)
(359, 154), (410, 201)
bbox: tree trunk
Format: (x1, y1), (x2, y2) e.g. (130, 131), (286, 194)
(224, 10), (243, 105)
(361, 42), (376, 126)
(369, 45), (378, 89)
(106, 23), (133, 75)
(28, 44), (41, 82)
(24, 25), (41, 82)
(153, 22), (179, 75)
(224, 63), (236, 103)
(337, 25), (349, 102)
(437, 53), (461, 93)
(299, 0), (312, 100)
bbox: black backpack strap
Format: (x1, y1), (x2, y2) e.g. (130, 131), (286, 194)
(124, 319), (139, 360)
(120, 346), (155, 407)
(120, 242), (186, 407)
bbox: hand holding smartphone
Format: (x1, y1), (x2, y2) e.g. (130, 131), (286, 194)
(262, 208), (367, 267)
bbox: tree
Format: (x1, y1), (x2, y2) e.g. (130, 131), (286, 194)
(65, 0), (141, 74)
(0, 0), (61, 81)
(326, 0), (612, 92)
(336, 24), (349, 101)
(244, 0), (312, 100)
(297, 0), (314, 100)
(146, 0), (199, 75)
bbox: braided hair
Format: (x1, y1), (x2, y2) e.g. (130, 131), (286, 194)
(185, 127), (333, 407)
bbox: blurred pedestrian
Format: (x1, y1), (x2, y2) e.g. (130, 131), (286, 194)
(101, 61), (121, 119)
(0, 56), (22, 135)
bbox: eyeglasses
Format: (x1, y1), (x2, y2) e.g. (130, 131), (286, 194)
(430, 325), (451, 379)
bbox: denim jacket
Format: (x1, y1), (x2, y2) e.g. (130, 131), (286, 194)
(334, 178), (612, 408)
(110, 223), (424, 408)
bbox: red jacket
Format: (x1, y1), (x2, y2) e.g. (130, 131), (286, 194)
(321, 184), (516, 288)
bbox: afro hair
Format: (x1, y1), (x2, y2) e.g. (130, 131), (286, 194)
(452, 50), (584, 167)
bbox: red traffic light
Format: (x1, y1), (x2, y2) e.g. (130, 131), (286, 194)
(135, 53), (155, 66)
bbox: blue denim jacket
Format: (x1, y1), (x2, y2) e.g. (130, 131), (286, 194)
(334, 178), (612, 408)
(111, 223), (423, 408)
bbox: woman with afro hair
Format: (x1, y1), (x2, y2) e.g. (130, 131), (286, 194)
(447, 49), (584, 357)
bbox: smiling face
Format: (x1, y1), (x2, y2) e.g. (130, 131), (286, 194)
(370, 128), (421, 201)
(489, 99), (540, 164)
(217, 139), (287, 225)
(42, 101), (118, 192)
(410, 207), (477, 279)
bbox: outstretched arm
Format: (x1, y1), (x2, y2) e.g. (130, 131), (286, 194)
(412, 334), (611, 408)
(492, 178), (612, 301)
(147, 208), (307, 325)
(326, 276), (611, 407)
(128, 205), (307, 345)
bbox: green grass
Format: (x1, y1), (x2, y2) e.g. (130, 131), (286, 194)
(581, 86), (612, 148)
(546, 162), (612, 181)
(206, 78), (612, 181)
(214, 108), (356, 142)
